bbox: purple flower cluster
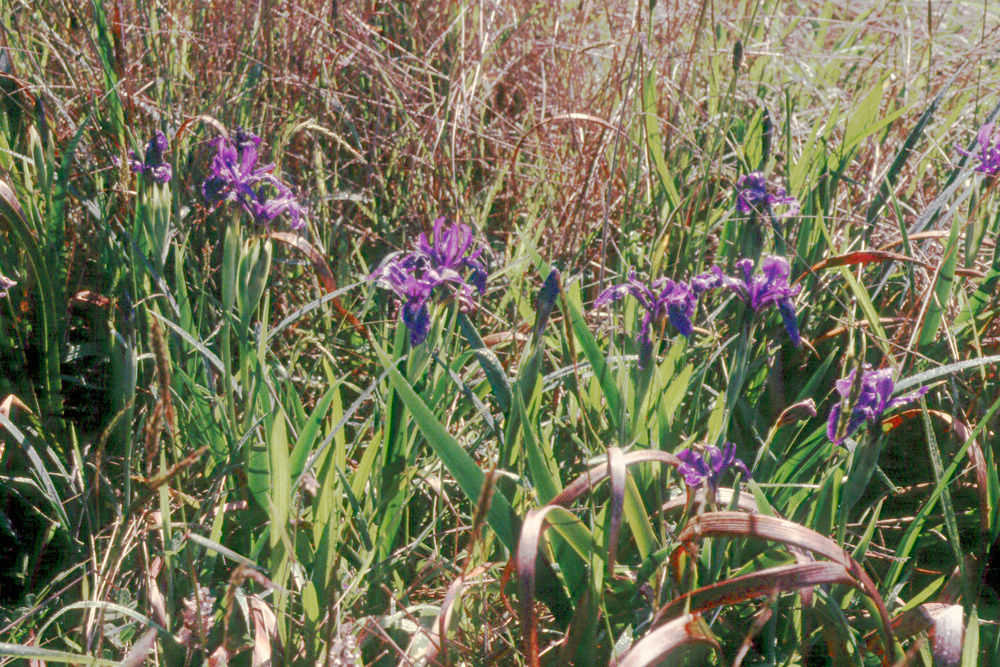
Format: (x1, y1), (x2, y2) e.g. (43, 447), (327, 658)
(826, 365), (929, 445)
(202, 128), (306, 230)
(735, 171), (798, 217)
(369, 217), (488, 346)
(595, 273), (702, 365)
(956, 122), (1000, 175)
(129, 131), (172, 185)
(597, 255), (801, 367)
(677, 442), (750, 491)
(710, 255), (802, 346)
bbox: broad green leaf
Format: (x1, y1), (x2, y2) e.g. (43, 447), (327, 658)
(270, 407), (291, 550)
(372, 340), (517, 551)
(290, 385), (339, 479)
(624, 475), (655, 561)
(565, 281), (622, 432)
(918, 218), (961, 347)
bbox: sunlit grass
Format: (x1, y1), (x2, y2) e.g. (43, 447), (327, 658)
(0, 1), (998, 665)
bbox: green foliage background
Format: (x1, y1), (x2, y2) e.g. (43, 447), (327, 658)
(0, 0), (999, 665)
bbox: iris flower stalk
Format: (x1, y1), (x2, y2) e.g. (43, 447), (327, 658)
(710, 255), (802, 347)
(699, 255), (802, 448)
(129, 130), (172, 185)
(735, 172), (799, 217)
(676, 442), (750, 501)
(826, 365), (928, 446)
(734, 171), (798, 257)
(955, 122), (1000, 175)
(128, 131), (174, 272)
(828, 364), (928, 545)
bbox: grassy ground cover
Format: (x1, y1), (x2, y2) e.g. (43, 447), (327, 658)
(0, 0), (999, 664)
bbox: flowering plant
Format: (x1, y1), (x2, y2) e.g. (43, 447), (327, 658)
(595, 272), (701, 368)
(955, 122), (1000, 175)
(202, 128), (306, 229)
(369, 217), (488, 346)
(826, 365), (929, 444)
(676, 442), (750, 491)
(709, 255), (802, 346)
(128, 130), (172, 185)
(735, 171), (799, 217)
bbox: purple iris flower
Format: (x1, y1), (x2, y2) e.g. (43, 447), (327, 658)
(129, 130), (172, 184)
(711, 256), (802, 346)
(371, 263), (441, 346)
(826, 365), (929, 445)
(202, 128), (306, 230)
(735, 171), (798, 217)
(676, 443), (750, 490)
(955, 122), (1000, 175)
(247, 187), (308, 229)
(369, 218), (488, 346)
(596, 272), (698, 367)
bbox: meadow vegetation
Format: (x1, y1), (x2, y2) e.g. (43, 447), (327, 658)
(0, 0), (999, 664)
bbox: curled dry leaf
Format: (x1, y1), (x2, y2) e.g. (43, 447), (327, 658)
(655, 561), (860, 625)
(616, 613), (720, 667)
(804, 249), (984, 282)
(607, 446), (626, 576)
(511, 449), (681, 633)
(0, 176), (27, 222)
(672, 512), (898, 660)
(248, 594), (278, 667)
(0, 393), (32, 460)
(660, 486), (761, 518)
(866, 602), (963, 658)
(517, 505), (588, 667)
(930, 603), (964, 667)
(421, 564), (490, 665)
(550, 449), (681, 508)
(118, 628), (159, 667)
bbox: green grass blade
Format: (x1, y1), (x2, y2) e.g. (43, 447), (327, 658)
(372, 339), (517, 551)
(565, 281), (622, 432)
(917, 218), (961, 347)
(0, 643), (118, 666)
